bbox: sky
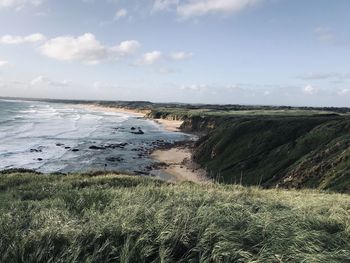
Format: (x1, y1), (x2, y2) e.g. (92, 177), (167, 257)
(0, 0), (349, 107)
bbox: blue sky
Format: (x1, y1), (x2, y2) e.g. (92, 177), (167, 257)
(0, 0), (349, 106)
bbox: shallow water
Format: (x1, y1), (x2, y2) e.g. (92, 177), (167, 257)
(0, 99), (192, 175)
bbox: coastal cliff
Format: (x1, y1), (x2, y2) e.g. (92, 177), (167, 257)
(181, 115), (350, 192)
(70, 101), (350, 192)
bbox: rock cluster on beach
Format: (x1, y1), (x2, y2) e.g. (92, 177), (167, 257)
(130, 127), (145, 135)
(89, 143), (129, 150)
(26, 123), (188, 177)
(105, 157), (124, 162)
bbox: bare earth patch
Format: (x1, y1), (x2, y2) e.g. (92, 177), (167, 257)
(151, 147), (208, 183)
(154, 119), (184, 132)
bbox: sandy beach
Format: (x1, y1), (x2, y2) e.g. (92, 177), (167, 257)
(81, 104), (147, 117)
(151, 147), (208, 183)
(81, 104), (183, 132)
(80, 103), (206, 183)
(153, 119), (184, 132)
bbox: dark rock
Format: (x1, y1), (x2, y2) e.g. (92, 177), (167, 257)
(106, 157), (124, 162)
(131, 129), (144, 135)
(109, 143), (128, 148)
(65, 147), (71, 149)
(151, 162), (168, 169)
(56, 143), (64, 147)
(30, 149), (42, 153)
(37, 158), (43, 161)
(89, 145), (106, 150)
(131, 127), (136, 130)
(90, 143), (129, 150)
(72, 149), (80, 152)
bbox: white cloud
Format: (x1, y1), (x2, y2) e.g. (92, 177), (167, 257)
(153, 0), (179, 11)
(303, 84), (317, 95)
(338, 89), (350, 95)
(0, 60), (9, 67)
(153, 0), (263, 18)
(30, 75), (70, 87)
(179, 83), (271, 97)
(298, 72), (350, 82)
(114, 8), (127, 20)
(0, 33), (46, 44)
(136, 50), (193, 66)
(92, 81), (118, 90)
(40, 33), (140, 64)
(156, 67), (177, 74)
(139, 51), (162, 65)
(178, 0), (262, 18)
(115, 40), (140, 53)
(180, 84), (209, 92)
(299, 72), (335, 81)
(0, 0), (44, 9)
(170, 51), (193, 60)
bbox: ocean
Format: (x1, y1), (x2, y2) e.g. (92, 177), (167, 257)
(0, 99), (191, 176)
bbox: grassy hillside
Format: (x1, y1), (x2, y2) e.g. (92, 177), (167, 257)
(190, 115), (350, 192)
(0, 172), (349, 262)
(83, 100), (350, 192)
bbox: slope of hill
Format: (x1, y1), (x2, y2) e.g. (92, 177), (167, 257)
(188, 115), (350, 192)
(99, 102), (350, 192)
(133, 103), (350, 192)
(0, 172), (349, 262)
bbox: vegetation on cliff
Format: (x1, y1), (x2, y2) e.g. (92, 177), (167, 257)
(191, 115), (350, 193)
(129, 102), (350, 193)
(1, 172), (349, 262)
(86, 101), (350, 193)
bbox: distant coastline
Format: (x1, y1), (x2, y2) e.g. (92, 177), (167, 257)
(79, 103), (184, 132)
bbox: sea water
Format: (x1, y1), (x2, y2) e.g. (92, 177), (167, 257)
(0, 99), (191, 175)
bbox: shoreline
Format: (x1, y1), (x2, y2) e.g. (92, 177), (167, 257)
(72, 103), (207, 183)
(79, 104), (147, 117)
(80, 104), (184, 132)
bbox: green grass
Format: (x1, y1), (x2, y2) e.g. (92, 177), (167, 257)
(1, 172), (349, 262)
(191, 115), (350, 192)
(146, 108), (341, 121)
(128, 103), (350, 192)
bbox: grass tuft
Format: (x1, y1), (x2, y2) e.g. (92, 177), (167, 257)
(0, 173), (349, 262)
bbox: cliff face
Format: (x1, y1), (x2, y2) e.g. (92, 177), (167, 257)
(180, 116), (218, 133)
(115, 103), (350, 192)
(184, 115), (350, 192)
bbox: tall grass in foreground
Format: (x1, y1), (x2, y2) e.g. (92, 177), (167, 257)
(0, 172), (349, 262)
